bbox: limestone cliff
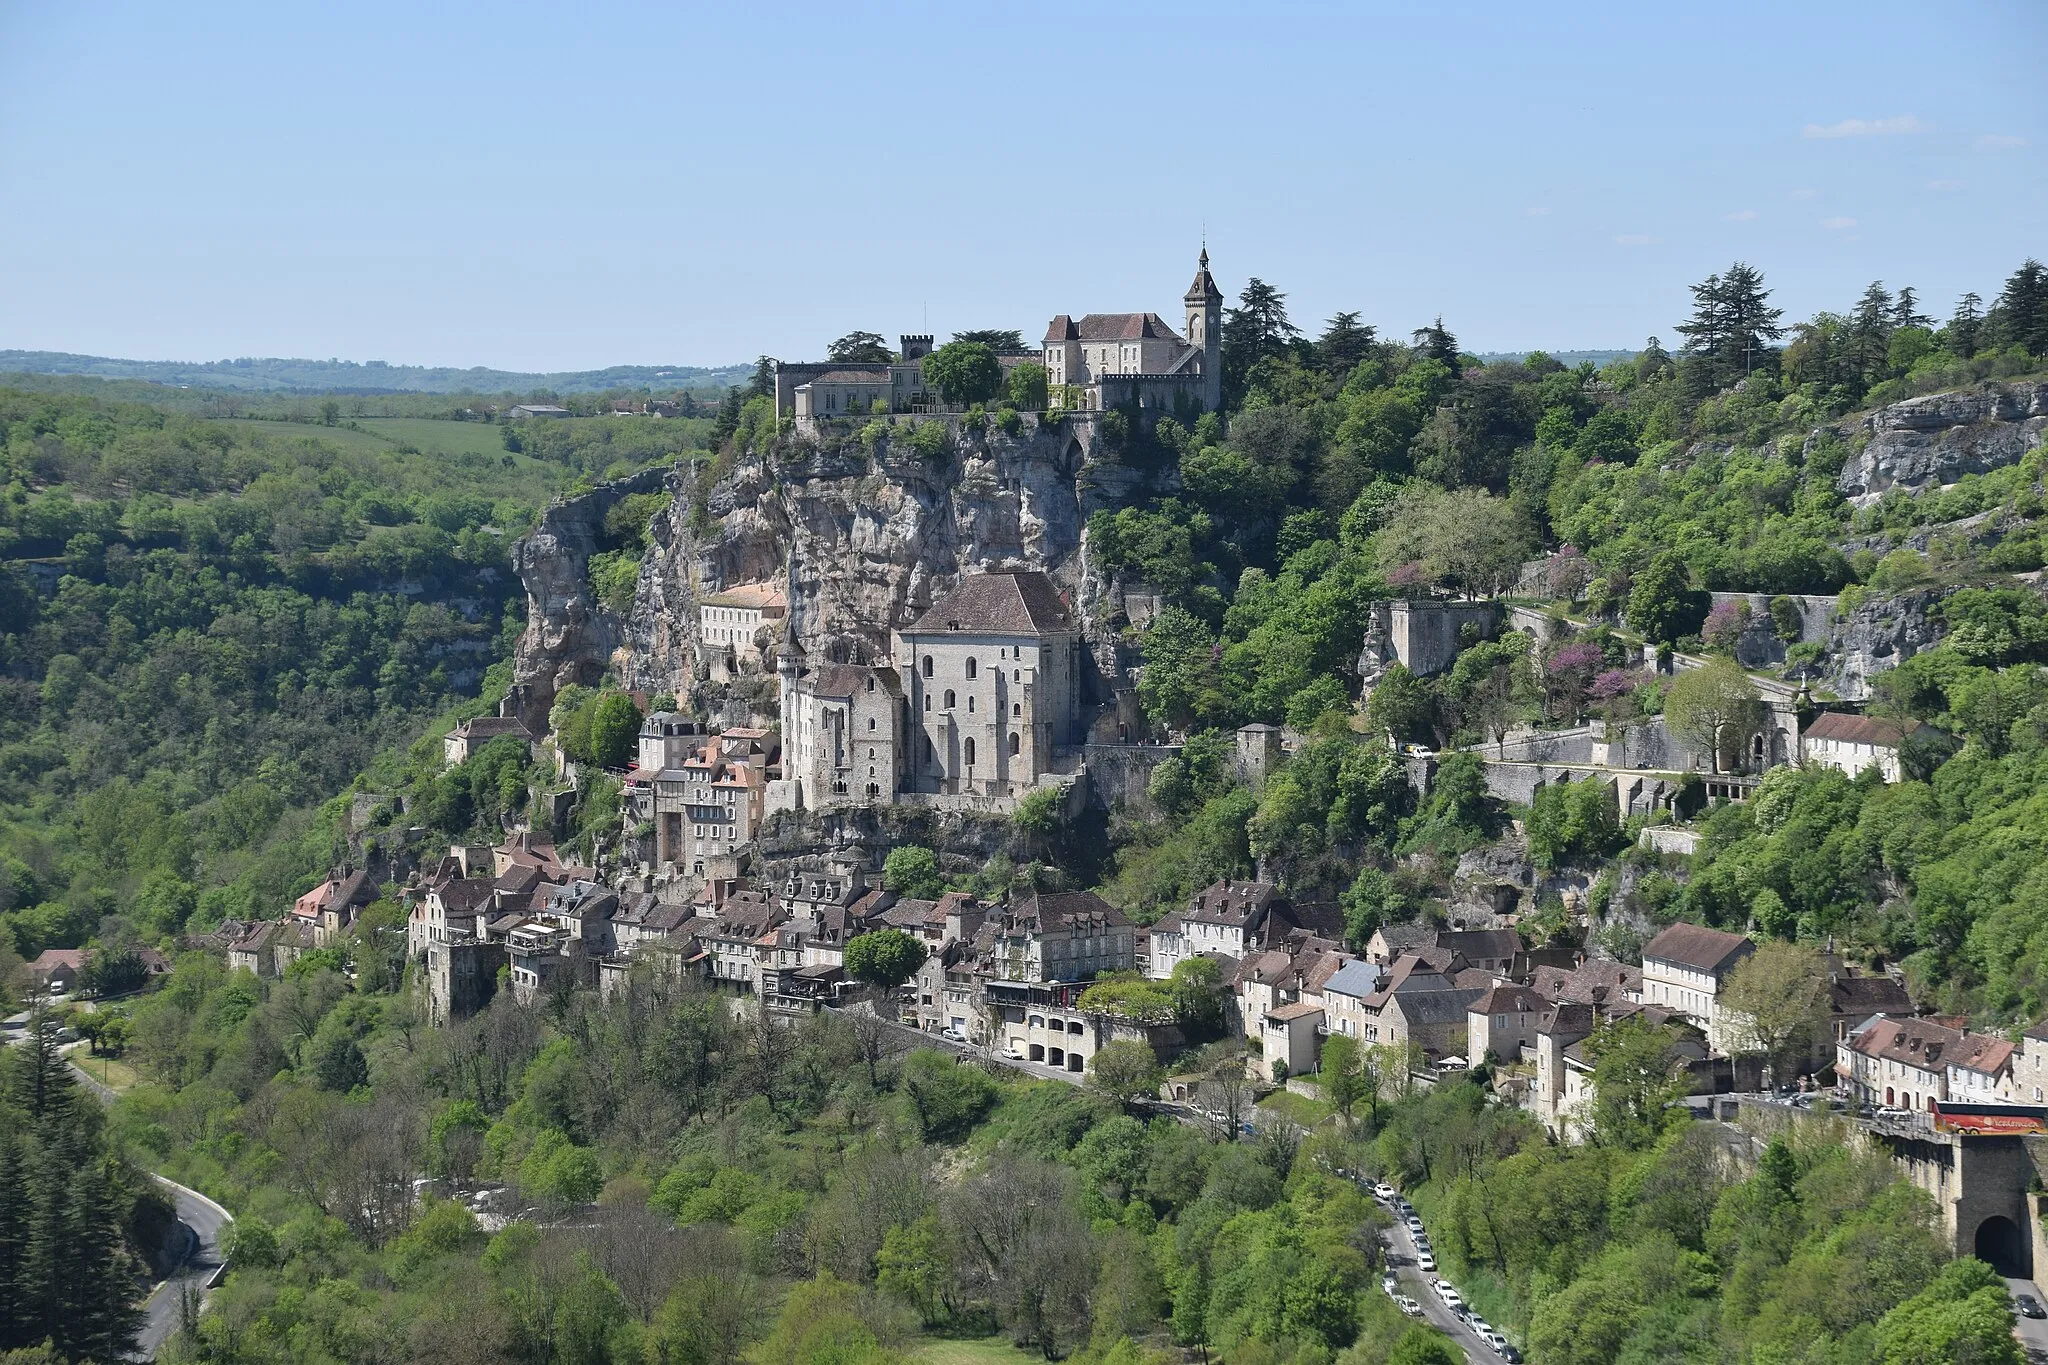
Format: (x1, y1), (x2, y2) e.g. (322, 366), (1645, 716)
(512, 415), (1163, 726)
(1829, 379), (2048, 503)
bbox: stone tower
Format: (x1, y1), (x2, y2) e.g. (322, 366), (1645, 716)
(1184, 246), (1224, 413)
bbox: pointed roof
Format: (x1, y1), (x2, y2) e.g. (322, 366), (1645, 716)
(1184, 247), (1223, 305)
(905, 570), (1073, 635)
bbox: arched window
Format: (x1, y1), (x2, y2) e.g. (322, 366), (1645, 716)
(964, 738), (977, 766)
(944, 689), (956, 709)
(966, 658), (978, 679)
(924, 695), (931, 712)
(967, 695), (975, 712)
(1012, 669), (1020, 681)
(1009, 731), (1021, 756)
(866, 676), (875, 691)
(921, 656), (933, 678)
(1012, 702), (1021, 717)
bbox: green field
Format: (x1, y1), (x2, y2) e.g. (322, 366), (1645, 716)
(914, 1337), (1043, 1365)
(357, 416), (519, 459)
(214, 416), (390, 456)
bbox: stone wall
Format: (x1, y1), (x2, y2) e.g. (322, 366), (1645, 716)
(1077, 743), (1182, 820)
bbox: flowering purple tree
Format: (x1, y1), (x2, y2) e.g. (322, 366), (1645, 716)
(1542, 640), (1605, 722)
(1588, 668), (1639, 741)
(1702, 599), (1750, 652)
(1387, 561), (1428, 594)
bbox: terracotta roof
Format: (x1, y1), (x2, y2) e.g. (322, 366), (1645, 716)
(1949, 1033), (2016, 1077)
(805, 367), (891, 385)
(31, 948), (86, 970)
(906, 570), (1073, 635)
(1848, 1015), (1964, 1071)
(701, 582), (787, 612)
(1804, 712), (1921, 747)
(1644, 922), (1754, 974)
(433, 878), (497, 915)
(1538, 1000), (1597, 1041)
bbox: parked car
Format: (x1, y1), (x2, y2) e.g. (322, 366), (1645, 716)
(1434, 1280), (1464, 1312)
(2015, 1292), (2046, 1319)
(1382, 1274), (1398, 1296)
(1374, 1182), (1397, 1201)
(1396, 1295), (1422, 1318)
(1498, 1344), (1523, 1363)
(1417, 1250), (1436, 1272)
(1875, 1105), (1912, 1120)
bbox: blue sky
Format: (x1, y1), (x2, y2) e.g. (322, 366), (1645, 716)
(1, 1), (2042, 371)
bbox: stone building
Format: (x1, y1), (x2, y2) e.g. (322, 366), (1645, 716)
(1640, 922), (1755, 1054)
(698, 582), (787, 662)
(772, 335), (936, 421)
(1043, 248), (1222, 414)
(898, 570), (1084, 800)
(1801, 711), (1922, 783)
(775, 569), (1085, 812)
(444, 715), (537, 767)
(651, 729), (775, 873)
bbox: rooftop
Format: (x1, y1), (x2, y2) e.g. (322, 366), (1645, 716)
(1644, 922), (1755, 974)
(1804, 711), (1923, 747)
(905, 570), (1073, 635)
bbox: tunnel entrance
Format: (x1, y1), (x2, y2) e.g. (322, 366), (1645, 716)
(1973, 1215), (2031, 1278)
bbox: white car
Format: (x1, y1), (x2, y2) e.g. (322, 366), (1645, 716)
(1483, 1330), (1511, 1353)
(1373, 1182), (1397, 1201)
(1434, 1281), (1463, 1312)
(1382, 1274), (1398, 1296)
(1396, 1295), (1422, 1318)
(1416, 1250), (1436, 1272)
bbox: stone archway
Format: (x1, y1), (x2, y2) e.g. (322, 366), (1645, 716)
(1973, 1214), (2032, 1278)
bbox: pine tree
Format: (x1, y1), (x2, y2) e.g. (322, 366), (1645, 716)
(1718, 261), (1785, 381)
(1314, 311), (1376, 378)
(1410, 317), (1460, 370)
(1987, 259), (2048, 356)
(1892, 286), (1931, 331)
(1849, 281), (1895, 389)
(0, 1135), (24, 1347)
(1949, 292), (1984, 358)
(1221, 278), (1301, 401)
(58, 1161), (144, 1362)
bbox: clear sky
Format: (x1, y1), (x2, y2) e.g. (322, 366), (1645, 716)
(1, 1), (2041, 372)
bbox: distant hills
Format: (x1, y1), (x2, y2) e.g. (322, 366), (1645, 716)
(0, 350), (757, 396)
(1475, 349), (1636, 368)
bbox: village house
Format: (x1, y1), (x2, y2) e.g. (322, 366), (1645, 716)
(651, 729), (775, 873)
(1320, 959), (1386, 1041)
(290, 868), (379, 948)
(2021, 1023), (2048, 1105)
(225, 922), (282, 977)
(444, 715), (537, 767)
(1946, 1032), (2016, 1104)
(1801, 711), (1923, 783)
(1837, 1014), (1964, 1112)
(24, 948), (84, 995)
(1467, 983), (1547, 1065)
(1640, 922), (1755, 1054)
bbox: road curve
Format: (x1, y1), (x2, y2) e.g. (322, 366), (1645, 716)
(132, 1176), (233, 1360)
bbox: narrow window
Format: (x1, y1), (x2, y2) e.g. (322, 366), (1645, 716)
(1009, 731), (1021, 756)
(944, 689), (956, 709)
(921, 656), (933, 678)
(964, 738), (976, 766)
(966, 658), (978, 679)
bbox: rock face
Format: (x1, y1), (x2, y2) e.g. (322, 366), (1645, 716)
(512, 415), (1162, 727)
(509, 465), (671, 727)
(1832, 380), (2048, 502)
(1812, 586), (1953, 701)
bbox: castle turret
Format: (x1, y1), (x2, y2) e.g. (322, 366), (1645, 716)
(1184, 246), (1224, 412)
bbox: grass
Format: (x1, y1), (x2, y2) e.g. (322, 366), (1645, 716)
(914, 1337), (1042, 1365)
(77, 1053), (144, 1092)
(214, 417), (390, 456)
(1258, 1088), (1335, 1128)
(357, 416), (517, 459)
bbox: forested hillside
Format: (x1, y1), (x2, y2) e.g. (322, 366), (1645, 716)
(0, 388), (710, 984)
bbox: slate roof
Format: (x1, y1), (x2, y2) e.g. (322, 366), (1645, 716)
(1831, 971), (1912, 1017)
(806, 367), (892, 384)
(1042, 312), (1186, 343)
(1436, 929), (1525, 962)
(1007, 890), (1129, 934)
(906, 571), (1073, 634)
(455, 716), (535, 743)
(432, 878), (497, 916)
(1322, 959), (1386, 999)
(1184, 879), (1280, 927)
(807, 663), (883, 698)
(1804, 712), (1921, 747)
(1644, 922), (1754, 974)
(1471, 984), (1546, 1015)
(1390, 989), (1485, 1026)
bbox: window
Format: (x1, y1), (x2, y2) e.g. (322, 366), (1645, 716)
(921, 656), (933, 678)
(1013, 669), (1020, 681)
(866, 677), (875, 691)
(966, 658), (977, 679)
(1009, 731), (1021, 755)
(944, 689), (956, 709)
(967, 695), (975, 712)
(867, 717), (876, 731)
(924, 695), (931, 712)
(964, 738), (976, 766)
(1012, 702), (1021, 717)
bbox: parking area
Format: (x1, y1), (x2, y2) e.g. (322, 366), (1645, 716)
(1369, 1181), (1520, 1362)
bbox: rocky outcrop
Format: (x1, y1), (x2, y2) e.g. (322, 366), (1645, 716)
(1831, 380), (2048, 503)
(508, 466), (671, 727)
(1809, 586), (1952, 701)
(512, 415), (1166, 725)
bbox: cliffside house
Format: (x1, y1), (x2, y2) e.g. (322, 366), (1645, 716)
(1801, 711), (1923, 783)
(1467, 983), (1547, 1065)
(444, 715), (537, 767)
(699, 582), (788, 662)
(291, 868), (379, 947)
(651, 729), (776, 874)
(1640, 922), (1755, 1054)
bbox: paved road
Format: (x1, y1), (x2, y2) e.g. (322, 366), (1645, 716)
(2006, 1277), (2048, 1359)
(133, 1178), (233, 1359)
(1380, 1205), (1507, 1362)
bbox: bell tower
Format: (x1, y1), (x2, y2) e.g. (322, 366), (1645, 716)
(1183, 245), (1224, 411)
